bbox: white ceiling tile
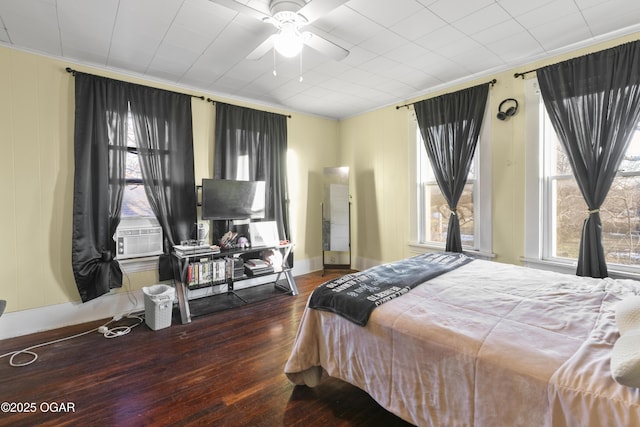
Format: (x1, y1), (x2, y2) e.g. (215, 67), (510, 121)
(4, 0), (640, 119)
(574, 0), (613, 10)
(418, 54), (468, 80)
(472, 18), (527, 45)
(357, 29), (407, 55)
(0, 0), (61, 55)
(431, 36), (481, 58)
(415, 25), (467, 51)
(315, 7), (382, 46)
(374, 78), (420, 98)
(453, 3), (513, 35)
(389, 8), (447, 41)
(427, 0), (494, 23)
(210, 74), (249, 93)
(515, 0), (580, 29)
(177, 0), (238, 33)
(0, 25), (9, 43)
(57, 0), (117, 62)
(528, 13), (592, 52)
(162, 24), (214, 56)
(451, 46), (504, 74)
(243, 71), (287, 92)
(496, 0), (556, 17)
(581, 0), (640, 36)
(339, 45), (378, 67)
(347, 0), (424, 27)
(360, 56), (402, 77)
(384, 43), (431, 64)
(485, 31), (545, 62)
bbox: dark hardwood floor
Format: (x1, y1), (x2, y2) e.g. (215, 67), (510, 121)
(0, 271), (413, 426)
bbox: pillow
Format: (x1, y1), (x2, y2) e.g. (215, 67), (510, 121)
(611, 296), (640, 388)
(615, 295), (640, 335)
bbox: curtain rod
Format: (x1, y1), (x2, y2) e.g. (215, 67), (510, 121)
(514, 39), (640, 79)
(514, 69), (537, 79)
(206, 97), (292, 119)
(65, 67), (205, 100)
(395, 78), (497, 111)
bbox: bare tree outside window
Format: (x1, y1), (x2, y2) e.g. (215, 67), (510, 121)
(120, 110), (155, 219)
(545, 112), (640, 265)
(417, 130), (476, 247)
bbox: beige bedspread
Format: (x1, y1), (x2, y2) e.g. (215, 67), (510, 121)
(284, 259), (640, 426)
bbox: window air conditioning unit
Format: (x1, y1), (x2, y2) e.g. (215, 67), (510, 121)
(116, 223), (163, 259)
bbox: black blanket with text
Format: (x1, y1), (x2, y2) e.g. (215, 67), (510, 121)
(309, 252), (473, 326)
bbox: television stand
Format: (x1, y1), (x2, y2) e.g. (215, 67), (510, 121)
(172, 243), (297, 324)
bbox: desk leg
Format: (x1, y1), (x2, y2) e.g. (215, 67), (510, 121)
(284, 270), (298, 295)
(175, 280), (191, 324)
(273, 269), (298, 295)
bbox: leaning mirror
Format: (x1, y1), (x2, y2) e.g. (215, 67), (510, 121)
(322, 167), (350, 274)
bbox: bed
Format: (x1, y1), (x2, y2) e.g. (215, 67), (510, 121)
(284, 254), (640, 426)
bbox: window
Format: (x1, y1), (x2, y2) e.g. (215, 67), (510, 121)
(409, 107), (492, 257)
(121, 109), (155, 219)
(525, 78), (640, 276)
(541, 101), (640, 266)
(115, 109), (162, 270)
(416, 129), (478, 247)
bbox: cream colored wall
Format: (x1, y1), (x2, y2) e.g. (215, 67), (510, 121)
(341, 32), (640, 267)
(3, 31), (639, 317)
(338, 106), (411, 267)
(0, 45), (339, 314)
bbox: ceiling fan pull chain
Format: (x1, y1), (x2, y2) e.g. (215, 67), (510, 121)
(273, 47), (278, 77)
(299, 47), (303, 82)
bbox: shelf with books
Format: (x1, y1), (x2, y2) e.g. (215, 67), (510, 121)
(172, 243), (297, 324)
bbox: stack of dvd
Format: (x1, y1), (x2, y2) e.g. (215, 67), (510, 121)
(244, 259), (274, 276)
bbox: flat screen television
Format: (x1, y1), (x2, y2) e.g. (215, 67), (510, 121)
(201, 178), (266, 220)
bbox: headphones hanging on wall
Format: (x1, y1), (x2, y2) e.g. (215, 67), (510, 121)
(497, 98), (518, 121)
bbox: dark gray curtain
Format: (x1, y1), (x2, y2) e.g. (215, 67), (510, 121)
(129, 86), (197, 279)
(414, 83), (489, 252)
(537, 40), (640, 278)
(214, 103), (290, 242)
(72, 73), (128, 302)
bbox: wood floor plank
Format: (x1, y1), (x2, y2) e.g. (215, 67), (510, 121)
(0, 271), (413, 426)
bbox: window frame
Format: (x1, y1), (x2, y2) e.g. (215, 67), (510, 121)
(523, 78), (640, 279)
(408, 103), (493, 259)
(113, 110), (162, 273)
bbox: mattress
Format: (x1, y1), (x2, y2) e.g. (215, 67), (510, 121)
(284, 259), (640, 426)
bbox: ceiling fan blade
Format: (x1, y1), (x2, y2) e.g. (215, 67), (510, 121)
(297, 0), (349, 24)
(208, 0), (271, 22)
(303, 32), (349, 61)
(247, 34), (277, 60)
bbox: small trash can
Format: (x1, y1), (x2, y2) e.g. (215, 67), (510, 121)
(142, 284), (175, 331)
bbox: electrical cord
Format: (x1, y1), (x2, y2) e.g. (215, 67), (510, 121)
(1, 269), (145, 367)
(98, 313), (144, 339)
(0, 260), (161, 367)
(0, 314), (145, 367)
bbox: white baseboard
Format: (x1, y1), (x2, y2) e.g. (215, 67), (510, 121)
(0, 259), (321, 340)
(0, 290), (145, 340)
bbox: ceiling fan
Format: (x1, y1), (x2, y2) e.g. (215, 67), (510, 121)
(210, 0), (350, 61)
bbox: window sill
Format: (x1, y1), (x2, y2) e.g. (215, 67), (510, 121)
(408, 242), (495, 260)
(521, 257), (640, 281)
(117, 256), (160, 274)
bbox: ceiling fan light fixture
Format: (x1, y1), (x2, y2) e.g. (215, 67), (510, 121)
(274, 26), (304, 58)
